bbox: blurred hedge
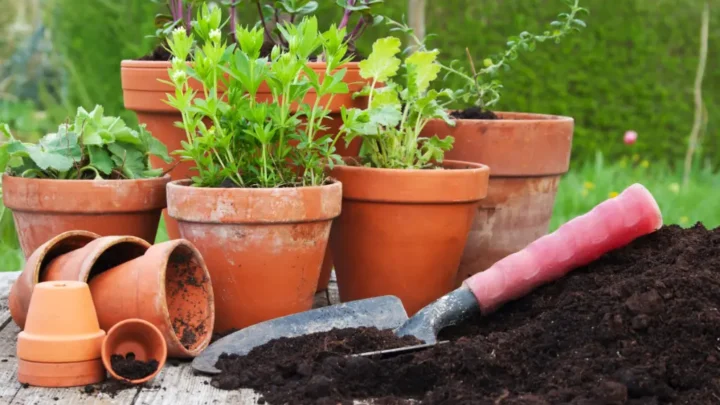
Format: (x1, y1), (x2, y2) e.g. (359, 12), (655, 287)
(45, 0), (719, 166)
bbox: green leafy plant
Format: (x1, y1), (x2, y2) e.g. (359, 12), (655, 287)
(250, 0), (383, 57)
(390, 0), (588, 113)
(164, 5), (352, 188)
(0, 105), (172, 179)
(338, 36), (455, 170)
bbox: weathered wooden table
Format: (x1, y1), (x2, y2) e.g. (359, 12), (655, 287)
(0, 271), (343, 405)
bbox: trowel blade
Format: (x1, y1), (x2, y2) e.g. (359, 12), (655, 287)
(192, 295), (409, 374)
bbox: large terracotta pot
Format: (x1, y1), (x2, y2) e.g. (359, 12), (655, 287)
(121, 60), (367, 243)
(329, 160), (490, 316)
(2, 174), (169, 258)
(166, 179), (342, 333)
(422, 112), (574, 285)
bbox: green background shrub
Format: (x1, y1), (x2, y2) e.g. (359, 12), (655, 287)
(18, 0), (720, 167)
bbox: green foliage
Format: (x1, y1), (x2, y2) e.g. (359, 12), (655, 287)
(165, 7), (352, 188)
(1, 105), (171, 179)
(340, 37), (455, 169)
(311, 0), (720, 168)
(551, 152), (720, 231)
(43, 0), (161, 124)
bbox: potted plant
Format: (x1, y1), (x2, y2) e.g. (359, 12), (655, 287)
(163, 9), (347, 333)
(122, 0), (383, 241)
(415, 0), (588, 285)
(329, 36), (490, 316)
(0, 105), (172, 258)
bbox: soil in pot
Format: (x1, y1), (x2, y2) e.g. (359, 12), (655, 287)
(110, 353), (159, 381)
(210, 224), (720, 404)
(449, 106), (499, 120)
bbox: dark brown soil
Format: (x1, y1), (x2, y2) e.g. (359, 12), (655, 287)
(82, 380), (135, 398)
(211, 224), (720, 404)
(138, 44), (173, 61)
(450, 106), (499, 119)
(110, 352), (159, 381)
(211, 328), (240, 344)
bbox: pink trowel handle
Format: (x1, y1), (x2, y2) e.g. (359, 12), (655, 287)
(464, 183), (663, 315)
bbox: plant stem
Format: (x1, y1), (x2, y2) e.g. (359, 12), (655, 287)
(256, 1), (275, 46)
(339, 0), (354, 29)
(230, 2), (237, 43)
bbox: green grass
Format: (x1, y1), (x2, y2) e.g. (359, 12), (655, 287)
(1, 155), (718, 272)
(551, 153), (720, 231)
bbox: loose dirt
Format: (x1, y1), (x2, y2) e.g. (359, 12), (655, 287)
(110, 352), (159, 381)
(450, 107), (499, 120)
(211, 224), (720, 404)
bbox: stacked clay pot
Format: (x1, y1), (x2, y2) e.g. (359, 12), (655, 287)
(17, 281), (106, 387)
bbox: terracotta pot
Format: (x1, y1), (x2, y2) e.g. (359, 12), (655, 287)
(102, 319), (167, 384)
(329, 160), (490, 316)
(2, 174), (170, 258)
(121, 60), (367, 241)
(167, 179), (342, 333)
(42, 235), (150, 283)
(422, 112), (574, 285)
(89, 239), (215, 358)
(9, 230), (100, 329)
(17, 281), (106, 387)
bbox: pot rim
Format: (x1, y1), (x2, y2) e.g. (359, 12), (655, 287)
(121, 59), (361, 70)
(166, 178), (343, 224)
(2, 174), (171, 213)
(331, 159), (491, 204)
(102, 318), (167, 384)
(78, 235), (151, 283)
(447, 110), (574, 123)
(152, 239), (215, 357)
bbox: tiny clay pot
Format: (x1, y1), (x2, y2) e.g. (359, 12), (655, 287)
(17, 281), (106, 387)
(2, 174), (170, 258)
(89, 239), (215, 358)
(102, 319), (167, 384)
(9, 230), (100, 329)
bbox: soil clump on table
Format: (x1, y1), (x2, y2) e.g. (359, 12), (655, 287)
(212, 224), (720, 404)
(111, 352), (159, 381)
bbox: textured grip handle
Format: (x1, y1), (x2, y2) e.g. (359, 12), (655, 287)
(465, 183), (663, 314)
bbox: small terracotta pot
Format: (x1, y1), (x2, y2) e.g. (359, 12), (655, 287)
(9, 230), (100, 329)
(121, 60), (367, 241)
(89, 239), (215, 358)
(17, 281), (106, 387)
(167, 179), (342, 333)
(422, 112), (574, 285)
(42, 235), (150, 283)
(2, 174), (170, 258)
(102, 319), (167, 384)
(329, 160), (490, 315)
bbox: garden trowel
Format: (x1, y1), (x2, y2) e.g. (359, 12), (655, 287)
(193, 183), (663, 374)
(192, 295), (409, 374)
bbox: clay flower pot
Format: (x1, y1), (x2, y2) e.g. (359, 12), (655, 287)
(102, 319), (167, 384)
(9, 230), (100, 329)
(2, 174), (170, 258)
(17, 281), (106, 387)
(329, 160), (490, 316)
(42, 235), (150, 283)
(422, 113), (574, 285)
(121, 60), (366, 242)
(166, 179), (342, 333)
(89, 239), (215, 358)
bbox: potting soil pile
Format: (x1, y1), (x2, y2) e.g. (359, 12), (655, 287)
(212, 224), (720, 404)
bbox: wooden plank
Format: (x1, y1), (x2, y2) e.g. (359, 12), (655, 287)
(0, 320), (22, 404)
(327, 274), (340, 305)
(132, 362), (260, 405)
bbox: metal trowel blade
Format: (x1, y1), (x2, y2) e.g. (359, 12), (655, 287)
(192, 295), (409, 374)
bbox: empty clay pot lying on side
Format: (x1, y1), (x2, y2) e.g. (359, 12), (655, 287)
(17, 281), (106, 387)
(89, 239), (215, 358)
(9, 230), (100, 329)
(102, 319), (167, 384)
